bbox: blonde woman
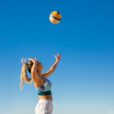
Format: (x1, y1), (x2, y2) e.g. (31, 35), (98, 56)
(20, 54), (61, 114)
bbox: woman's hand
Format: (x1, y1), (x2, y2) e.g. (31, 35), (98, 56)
(28, 58), (39, 71)
(55, 54), (62, 62)
(28, 58), (38, 64)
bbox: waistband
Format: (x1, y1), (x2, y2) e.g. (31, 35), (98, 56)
(38, 99), (53, 102)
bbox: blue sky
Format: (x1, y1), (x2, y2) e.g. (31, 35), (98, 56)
(0, 0), (114, 114)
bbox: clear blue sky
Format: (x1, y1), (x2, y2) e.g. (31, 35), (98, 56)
(0, 0), (114, 114)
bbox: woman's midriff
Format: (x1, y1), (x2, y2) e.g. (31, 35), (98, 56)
(39, 95), (53, 100)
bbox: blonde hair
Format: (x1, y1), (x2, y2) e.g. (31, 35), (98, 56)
(20, 59), (33, 90)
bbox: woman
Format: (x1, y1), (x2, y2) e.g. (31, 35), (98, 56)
(20, 54), (61, 114)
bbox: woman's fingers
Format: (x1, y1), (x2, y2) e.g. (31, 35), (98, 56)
(57, 55), (62, 60)
(55, 54), (62, 61)
(28, 58), (39, 64)
(28, 58), (36, 63)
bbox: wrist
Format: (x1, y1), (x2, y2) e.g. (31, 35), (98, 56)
(55, 60), (59, 63)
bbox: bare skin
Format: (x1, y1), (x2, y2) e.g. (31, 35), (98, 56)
(28, 54), (61, 100)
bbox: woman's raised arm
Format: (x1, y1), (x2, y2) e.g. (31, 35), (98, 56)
(42, 54), (62, 78)
(29, 58), (39, 82)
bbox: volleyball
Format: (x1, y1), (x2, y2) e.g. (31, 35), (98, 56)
(49, 11), (62, 24)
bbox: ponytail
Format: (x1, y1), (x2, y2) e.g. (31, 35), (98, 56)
(20, 59), (33, 90)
